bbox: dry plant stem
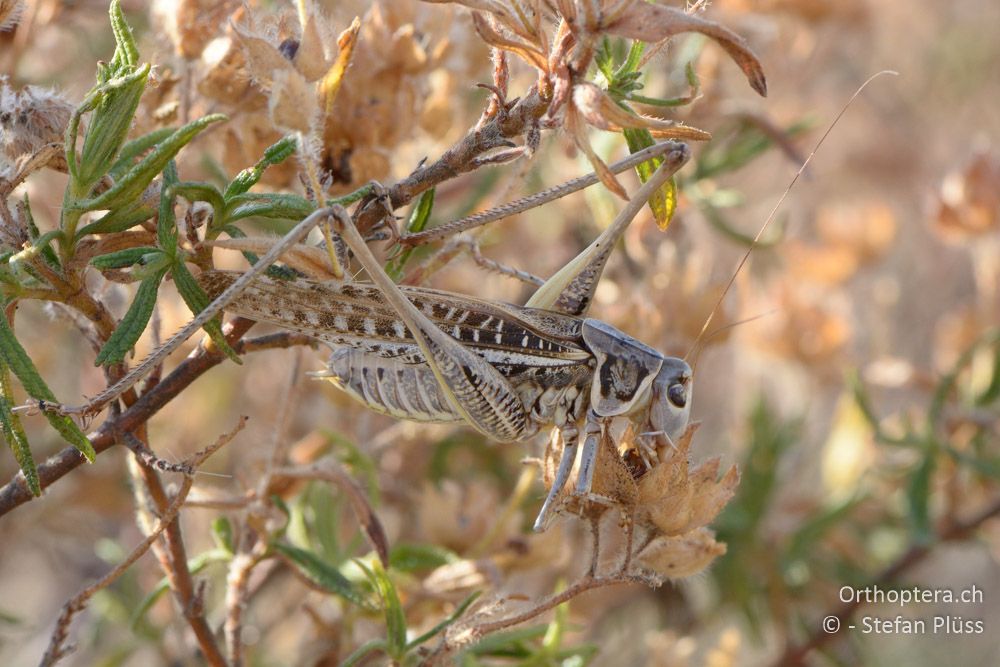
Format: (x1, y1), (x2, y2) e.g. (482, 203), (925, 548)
(132, 454), (229, 667)
(26, 207), (338, 418)
(354, 86), (552, 236)
(774, 494), (1000, 667)
(39, 473), (195, 667)
(431, 573), (651, 661)
(39, 421), (243, 667)
(226, 547), (266, 667)
(399, 141), (682, 246)
(0, 323), (319, 516)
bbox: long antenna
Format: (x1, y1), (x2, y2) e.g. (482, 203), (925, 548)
(685, 70), (899, 364)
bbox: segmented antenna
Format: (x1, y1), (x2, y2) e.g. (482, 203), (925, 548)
(685, 70), (899, 367)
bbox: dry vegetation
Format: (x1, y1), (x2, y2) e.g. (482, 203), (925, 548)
(1, 1), (999, 666)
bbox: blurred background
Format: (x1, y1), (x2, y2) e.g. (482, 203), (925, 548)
(1, 0), (999, 665)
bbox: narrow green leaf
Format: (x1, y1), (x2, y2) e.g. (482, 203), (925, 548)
(89, 247), (161, 270)
(274, 543), (374, 610)
(78, 200), (157, 237)
(78, 114), (226, 213)
(108, 0), (140, 68)
(0, 313), (95, 460)
(94, 271), (164, 366)
(110, 127), (176, 180)
(76, 64), (151, 188)
(171, 260), (241, 363)
(0, 361), (40, 496)
(157, 161), (180, 255)
(224, 135), (298, 199)
(22, 200), (61, 270)
(172, 182), (226, 225)
(340, 639), (388, 667)
(223, 192), (314, 223)
(211, 517), (234, 554)
(908, 448), (935, 545)
(386, 187), (435, 279)
(361, 560), (407, 658)
(327, 182), (378, 208)
(388, 543), (458, 573)
(623, 128), (676, 230)
(406, 591), (480, 650)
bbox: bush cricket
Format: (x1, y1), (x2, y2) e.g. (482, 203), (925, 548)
(197, 143), (693, 531)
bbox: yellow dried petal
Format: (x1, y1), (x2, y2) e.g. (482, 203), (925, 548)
(320, 17), (361, 115)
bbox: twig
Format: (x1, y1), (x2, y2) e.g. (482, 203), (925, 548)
(0, 323), (318, 517)
(774, 494), (1000, 667)
(429, 573), (652, 662)
(353, 85), (552, 236)
(24, 207), (339, 418)
(225, 546), (266, 667)
(39, 420), (243, 667)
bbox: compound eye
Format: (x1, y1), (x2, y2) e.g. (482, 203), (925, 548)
(667, 382), (687, 408)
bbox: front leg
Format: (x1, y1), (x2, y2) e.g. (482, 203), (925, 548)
(533, 422), (580, 532)
(327, 207), (528, 442)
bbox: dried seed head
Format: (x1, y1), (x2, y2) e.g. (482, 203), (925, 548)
(268, 68), (317, 135)
(635, 528), (727, 579)
(0, 0), (24, 31)
(295, 1), (335, 81)
(0, 80), (74, 171)
(199, 35), (256, 105)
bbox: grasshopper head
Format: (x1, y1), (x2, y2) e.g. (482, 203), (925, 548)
(646, 357), (692, 445)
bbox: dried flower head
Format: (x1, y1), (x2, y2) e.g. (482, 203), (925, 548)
(430, 0), (766, 196)
(0, 79), (73, 173)
(542, 422), (737, 581)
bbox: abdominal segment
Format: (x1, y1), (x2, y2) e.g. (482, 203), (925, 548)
(319, 348), (464, 424)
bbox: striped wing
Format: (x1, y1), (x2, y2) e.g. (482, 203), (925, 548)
(199, 271), (591, 372)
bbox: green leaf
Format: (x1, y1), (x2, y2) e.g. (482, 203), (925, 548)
(386, 188), (435, 280)
(908, 447), (935, 545)
(224, 135), (298, 199)
(406, 591), (480, 651)
(172, 182), (226, 226)
(341, 639), (388, 667)
(0, 313), (95, 461)
(157, 161), (180, 256)
(77, 114), (227, 213)
(223, 192), (314, 223)
(108, 0), (140, 69)
(623, 128), (676, 230)
(78, 200), (157, 237)
(171, 260), (241, 363)
(211, 517), (234, 554)
(76, 64), (151, 189)
(274, 542), (374, 610)
(94, 271), (165, 366)
(109, 127), (177, 180)
(388, 543), (458, 573)
(89, 247), (162, 270)
(358, 559), (407, 659)
(0, 361), (40, 496)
